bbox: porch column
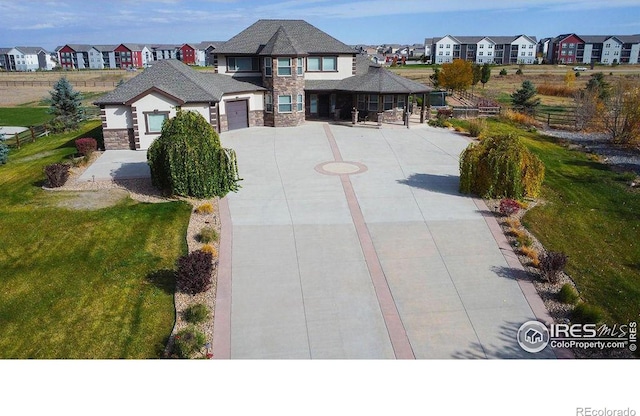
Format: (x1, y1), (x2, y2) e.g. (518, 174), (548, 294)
(420, 93), (427, 123)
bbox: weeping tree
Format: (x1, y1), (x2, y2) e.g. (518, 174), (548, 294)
(459, 133), (545, 199)
(147, 110), (241, 198)
(48, 77), (83, 132)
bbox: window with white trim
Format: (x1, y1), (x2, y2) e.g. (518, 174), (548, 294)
(297, 57), (304, 75)
(479, 44), (484, 49)
(264, 57), (272, 76)
(397, 95), (405, 109)
(277, 58), (291, 76)
(297, 94), (303, 111)
(278, 95), (292, 112)
(368, 94), (379, 112)
(383, 95), (393, 111)
(479, 51), (483, 56)
(265, 93), (273, 112)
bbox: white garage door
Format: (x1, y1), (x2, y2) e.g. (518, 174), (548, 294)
(226, 100), (248, 130)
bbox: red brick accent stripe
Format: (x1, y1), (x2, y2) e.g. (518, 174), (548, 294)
(212, 197), (233, 359)
(323, 124), (415, 359)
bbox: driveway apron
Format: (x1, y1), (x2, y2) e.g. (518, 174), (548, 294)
(216, 122), (555, 359)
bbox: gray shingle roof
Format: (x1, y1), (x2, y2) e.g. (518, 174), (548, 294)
(93, 45), (118, 52)
(15, 46), (46, 54)
(64, 44), (94, 52)
(216, 19), (356, 55)
(336, 66), (432, 94)
(94, 59), (264, 105)
(259, 26), (303, 56)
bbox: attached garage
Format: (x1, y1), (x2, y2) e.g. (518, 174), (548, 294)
(226, 100), (249, 130)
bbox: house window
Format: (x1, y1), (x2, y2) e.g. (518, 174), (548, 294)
(479, 52), (483, 56)
(297, 94), (303, 111)
(528, 52), (533, 56)
(277, 58), (291, 76)
(446, 44), (450, 48)
(297, 57), (304, 75)
(383, 95), (394, 111)
(488, 44), (493, 49)
(569, 43), (575, 47)
(529, 44), (534, 49)
(306, 56), (337, 72)
(446, 51), (450, 56)
(145, 112), (169, 134)
(397, 95), (405, 109)
(322, 56), (336, 71)
(521, 52), (525, 56)
(479, 44), (484, 49)
(438, 51), (443, 56)
(562, 50), (567, 56)
(439, 44), (443, 48)
(310, 94), (318, 113)
(357, 94), (365, 111)
(227, 56), (259, 72)
(562, 44), (568, 48)
(368, 94), (379, 112)
(265, 93), (273, 112)
(488, 52), (493, 56)
(264, 57), (272, 76)
(278, 95), (292, 112)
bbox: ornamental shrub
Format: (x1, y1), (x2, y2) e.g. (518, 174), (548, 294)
(571, 303), (603, 324)
(467, 118), (486, 137)
(0, 141), (9, 165)
(499, 198), (521, 216)
(437, 108), (452, 119)
(195, 203), (214, 215)
(499, 68), (508, 76)
(539, 251), (568, 283)
(176, 249), (213, 295)
(173, 326), (206, 358)
(200, 244), (218, 257)
(183, 303), (210, 324)
(558, 283), (579, 305)
(459, 133), (545, 199)
(44, 163), (70, 187)
(75, 137), (97, 157)
(197, 226), (218, 243)
(147, 110), (241, 198)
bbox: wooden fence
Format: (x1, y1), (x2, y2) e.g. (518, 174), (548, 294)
(0, 80), (119, 87)
(2, 106), (101, 149)
(533, 111), (577, 128)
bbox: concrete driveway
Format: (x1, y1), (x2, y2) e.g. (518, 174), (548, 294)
(214, 122), (556, 359)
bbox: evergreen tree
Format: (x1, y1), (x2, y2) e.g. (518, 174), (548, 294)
(471, 64), (482, 91)
(48, 77), (83, 132)
(511, 80), (540, 114)
(429, 67), (441, 88)
(481, 63), (491, 88)
(585, 72), (611, 101)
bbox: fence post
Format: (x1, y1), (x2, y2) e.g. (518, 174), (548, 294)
(30, 127), (36, 141)
(14, 133), (20, 149)
(547, 113), (551, 126)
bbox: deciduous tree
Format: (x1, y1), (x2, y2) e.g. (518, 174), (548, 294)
(439, 59), (473, 91)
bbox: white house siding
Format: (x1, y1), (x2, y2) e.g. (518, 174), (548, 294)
(476, 39), (495, 64)
(130, 92), (180, 150)
(601, 38), (622, 64)
(630, 44), (640, 64)
(88, 48), (104, 69)
(196, 50), (206, 66)
(582, 44), (593, 64)
(181, 103), (211, 122)
(104, 105), (133, 129)
(304, 55), (353, 80)
(512, 36), (536, 64)
(434, 36), (457, 64)
(219, 92), (263, 115)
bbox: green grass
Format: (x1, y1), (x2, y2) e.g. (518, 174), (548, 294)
(481, 118), (640, 324)
(0, 107), (52, 126)
(0, 121), (191, 358)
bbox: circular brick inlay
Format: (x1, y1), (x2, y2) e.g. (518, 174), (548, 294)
(315, 161), (368, 176)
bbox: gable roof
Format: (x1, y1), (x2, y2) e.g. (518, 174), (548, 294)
(15, 46), (47, 54)
(94, 59), (264, 105)
(215, 19), (355, 55)
(259, 26), (303, 56)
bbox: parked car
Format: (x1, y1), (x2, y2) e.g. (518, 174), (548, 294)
(573, 66), (588, 71)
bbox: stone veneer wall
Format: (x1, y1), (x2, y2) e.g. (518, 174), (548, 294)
(219, 109), (264, 132)
(269, 57), (305, 127)
(103, 129), (135, 150)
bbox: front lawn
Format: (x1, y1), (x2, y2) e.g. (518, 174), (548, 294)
(0, 107), (52, 126)
(478, 118), (640, 324)
(0, 121), (191, 358)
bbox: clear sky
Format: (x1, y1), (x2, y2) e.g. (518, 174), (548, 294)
(1, 0), (640, 50)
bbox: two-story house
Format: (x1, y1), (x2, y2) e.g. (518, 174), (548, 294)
(95, 19), (431, 150)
